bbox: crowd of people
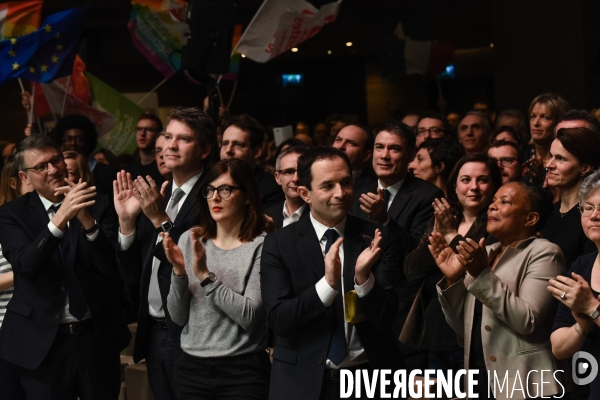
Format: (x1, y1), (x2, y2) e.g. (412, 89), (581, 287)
(1, 92), (600, 400)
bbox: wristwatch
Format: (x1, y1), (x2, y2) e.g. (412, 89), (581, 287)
(200, 272), (217, 287)
(156, 220), (174, 233)
(589, 303), (600, 320)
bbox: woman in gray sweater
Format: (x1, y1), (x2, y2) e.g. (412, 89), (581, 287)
(163, 158), (269, 399)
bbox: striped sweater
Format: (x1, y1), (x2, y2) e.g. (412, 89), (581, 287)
(0, 245), (14, 327)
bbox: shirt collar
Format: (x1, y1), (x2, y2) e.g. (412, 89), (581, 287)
(283, 202), (306, 219)
(377, 178), (404, 197)
(173, 169), (203, 197)
(309, 213), (346, 241)
(38, 193), (61, 213)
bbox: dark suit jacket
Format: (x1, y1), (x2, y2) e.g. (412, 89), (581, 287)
(116, 178), (202, 363)
(263, 200), (310, 229)
(350, 169), (378, 218)
(92, 161), (117, 201)
(255, 167), (285, 209)
(261, 215), (404, 400)
(0, 192), (130, 370)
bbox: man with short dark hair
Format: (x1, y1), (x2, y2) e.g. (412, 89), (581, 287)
(0, 134), (130, 398)
(220, 115), (284, 208)
(555, 109), (600, 135)
(261, 146), (403, 400)
(415, 111), (450, 147)
(488, 140), (524, 184)
(115, 107), (216, 400)
(264, 145), (310, 229)
(126, 113), (165, 185)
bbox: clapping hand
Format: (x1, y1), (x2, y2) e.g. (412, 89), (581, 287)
(132, 175), (170, 228)
(161, 232), (185, 277)
(432, 198), (457, 239)
(428, 231), (466, 286)
(113, 171), (141, 234)
(359, 189), (388, 224)
(355, 229), (383, 285)
(456, 238), (488, 278)
(548, 272), (599, 315)
(324, 237), (343, 290)
(190, 228), (209, 282)
(53, 178), (96, 231)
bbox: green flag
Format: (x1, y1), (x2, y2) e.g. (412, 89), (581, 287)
(86, 71), (143, 156)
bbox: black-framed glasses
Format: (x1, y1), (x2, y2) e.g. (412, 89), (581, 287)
(24, 155), (64, 174)
(202, 184), (244, 199)
(416, 127), (445, 137)
(277, 168), (297, 177)
(490, 156), (518, 167)
(580, 204), (600, 217)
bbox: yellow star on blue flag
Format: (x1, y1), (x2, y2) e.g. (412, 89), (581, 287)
(0, 6), (88, 84)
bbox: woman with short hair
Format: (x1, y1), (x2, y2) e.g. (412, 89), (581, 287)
(163, 158), (270, 399)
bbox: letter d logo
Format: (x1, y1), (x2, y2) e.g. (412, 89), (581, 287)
(572, 351), (599, 385)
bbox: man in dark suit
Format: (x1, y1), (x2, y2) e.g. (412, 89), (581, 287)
(220, 114), (284, 209)
(264, 145), (310, 229)
(114, 107), (216, 400)
(357, 120), (444, 372)
(332, 124), (378, 218)
(261, 147), (404, 400)
(0, 134), (130, 398)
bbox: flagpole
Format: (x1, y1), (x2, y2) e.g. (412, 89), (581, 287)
(215, 75), (224, 106)
(18, 78), (26, 93)
(137, 78), (168, 106)
(61, 76), (71, 117)
(36, 116), (43, 136)
(29, 83), (36, 125)
(227, 79), (238, 109)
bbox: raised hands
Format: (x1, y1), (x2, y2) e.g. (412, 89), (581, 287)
(52, 178), (96, 231)
(161, 232), (185, 277)
(324, 237), (343, 290)
(355, 229), (383, 285)
(359, 188), (388, 225)
(428, 231), (466, 286)
(548, 272), (599, 316)
(113, 171), (141, 235)
(132, 175), (170, 228)
(456, 237), (488, 278)
(432, 198), (457, 240)
(190, 228), (209, 281)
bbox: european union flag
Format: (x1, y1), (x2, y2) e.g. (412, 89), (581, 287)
(0, 6), (87, 85)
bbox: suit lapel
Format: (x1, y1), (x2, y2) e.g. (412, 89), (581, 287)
(296, 218), (326, 280)
(28, 194), (62, 268)
(174, 177), (201, 227)
(388, 175), (415, 221)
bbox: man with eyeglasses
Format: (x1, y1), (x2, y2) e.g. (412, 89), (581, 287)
(264, 145), (310, 229)
(415, 111), (450, 148)
(53, 114), (117, 200)
(125, 113), (165, 186)
(0, 134), (130, 398)
(487, 140), (524, 184)
(114, 107), (217, 400)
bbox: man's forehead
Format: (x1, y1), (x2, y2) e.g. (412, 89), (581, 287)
(460, 115), (482, 126)
(223, 125), (250, 142)
(137, 118), (158, 128)
(280, 152), (300, 167)
(418, 118), (443, 127)
(556, 120), (590, 130)
(489, 145), (517, 158)
(311, 157), (350, 176)
(338, 126), (367, 142)
(375, 130), (404, 145)
(25, 147), (60, 162)
(64, 128), (85, 136)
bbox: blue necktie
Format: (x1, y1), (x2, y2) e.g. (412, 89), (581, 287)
(324, 229), (346, 365)
(51, 205), (87, 320)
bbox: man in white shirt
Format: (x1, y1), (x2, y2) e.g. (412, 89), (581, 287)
(114, 107), (217, 400)
(264, 145), (309, 229)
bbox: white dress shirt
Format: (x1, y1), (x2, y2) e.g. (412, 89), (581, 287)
(282, 202), (306, 227)
(118, 171), (203, 318)
(310, 213), (375, 369)
(40, 194), (98, 323)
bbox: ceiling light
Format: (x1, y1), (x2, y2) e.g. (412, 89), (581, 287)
(346, 42), (353, 47)
(291, 47), (298, 52)
(241, 54), (246, 58)
(327, 50), (332, 55)
(490, 43), (494, 48)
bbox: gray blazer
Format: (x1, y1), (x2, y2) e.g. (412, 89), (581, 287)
(437, 237), (567, 400)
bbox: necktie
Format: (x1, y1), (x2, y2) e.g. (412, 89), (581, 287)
(324, 229), (347, 365)
(382, 188), (391, 209)
(148, 188), (185, 311)
(50, 205), (87, 320)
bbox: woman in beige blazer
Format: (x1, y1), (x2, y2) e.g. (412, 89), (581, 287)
(430, 181), (567, 400)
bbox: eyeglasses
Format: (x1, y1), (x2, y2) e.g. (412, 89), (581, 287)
(62, 135), (86, 144)
(579, 204), (600, 217)
(416, 127), (445, 137)
(490, 156), (518, 167)
(25, 155), (65, 174)
(277, 168), (297, 177)
(202, 184), (244, 199)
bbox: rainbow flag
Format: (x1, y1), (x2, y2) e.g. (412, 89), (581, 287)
(0, 0), (43, 39)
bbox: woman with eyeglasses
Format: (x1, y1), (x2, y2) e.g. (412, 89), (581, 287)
(162, 158), (270, 399)
(540, 127), (600, 267)
(403, 153), (501, 379)
(0, 157), (33, 400)
(549, 169), (600, 399)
